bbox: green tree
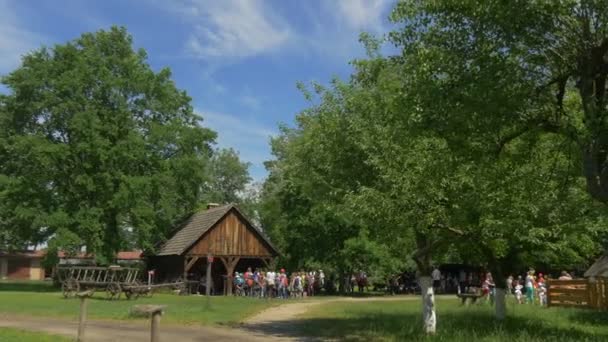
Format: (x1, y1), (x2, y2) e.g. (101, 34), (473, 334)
(388, 0), (608, 203)
(0, 27), (216, 262)
(203, 148), (251, 205)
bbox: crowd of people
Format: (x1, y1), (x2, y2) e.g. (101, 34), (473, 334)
(232, 267), (326, 298)
(194, 264), (576, 303)
(457, 268), (575, 306)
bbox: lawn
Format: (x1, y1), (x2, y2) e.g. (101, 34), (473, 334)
(0, 281), (277, 326)
(0, 327), (71, 342)
(295, 297), (608, 341)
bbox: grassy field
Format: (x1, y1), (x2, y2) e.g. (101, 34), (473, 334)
(295, 298), (608, 341)
(0, 327), (71, 342)
(0, 281), (277, 326)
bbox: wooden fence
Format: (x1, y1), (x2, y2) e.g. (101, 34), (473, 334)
(547, 278), (608, 310)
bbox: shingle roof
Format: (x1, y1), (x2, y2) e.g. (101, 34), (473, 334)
(584, 254), (608, 277)
(157, 204), (279, 256)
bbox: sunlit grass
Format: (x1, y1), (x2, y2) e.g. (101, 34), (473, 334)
(0, 281), (279, 326)
(296, 297), (608, 341)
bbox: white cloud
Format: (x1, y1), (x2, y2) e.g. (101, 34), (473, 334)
(199, 110), (276, 173)
(0, 1), (45, 73)
(336, 0), (391, 30)
(295, 0), (394, 63)
(157, 0), (394, 67)
(174, 0), (291, 60)
(239, 95), (262, 110)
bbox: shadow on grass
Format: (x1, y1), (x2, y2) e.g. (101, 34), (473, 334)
(566, 308), (608, 327)
(240, 311), (608, 342)
(0, 281), (57, 293)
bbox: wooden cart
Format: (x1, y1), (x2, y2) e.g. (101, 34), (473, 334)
(57, 265), (142, 300)
(57, 266), (190, 300)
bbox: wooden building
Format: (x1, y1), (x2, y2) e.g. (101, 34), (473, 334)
(0, 250), (45, 280)
(150, 204), (279, 295)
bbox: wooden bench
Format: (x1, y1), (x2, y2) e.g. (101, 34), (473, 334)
(457, 293), (483, 305)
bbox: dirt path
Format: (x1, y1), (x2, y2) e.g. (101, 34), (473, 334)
(239, 295), (419, 340)
(0, 314), (271, 342)
(0, 296), (419, 341)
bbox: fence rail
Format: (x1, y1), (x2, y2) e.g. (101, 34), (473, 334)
(547, 278), (608, 310)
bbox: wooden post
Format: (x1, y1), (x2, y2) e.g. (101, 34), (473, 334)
(546, 281), (551, 307)
(76, 290), (94, 342)
(183, 257), (188, 283)
(131, 305), (166, 342)
(151, 311), (161, 342)
(219, 257), (240, 296)
(206, 253), (213, 297)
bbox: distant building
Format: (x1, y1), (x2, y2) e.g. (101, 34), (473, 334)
(0, 250), (46, 280)
(0, 250), (143, 280)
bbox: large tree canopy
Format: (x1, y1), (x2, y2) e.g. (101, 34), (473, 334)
(388, 0), (608, 203)
(0, 27), (216, 262)
(259, 0), (608, 330)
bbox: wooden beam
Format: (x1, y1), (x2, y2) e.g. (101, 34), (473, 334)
(182, 257), (189, 281)
(184, 256), (200, 273)
(219, 256), (240, 296)
(261, 257), (271, 268)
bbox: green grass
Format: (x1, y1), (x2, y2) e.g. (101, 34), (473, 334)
(0, 282), (277, 326)
(0, 279), (57, 292)
(294, 297), (608, 341)
(0, 327), (71, 342)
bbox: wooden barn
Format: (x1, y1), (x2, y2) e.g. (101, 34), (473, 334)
(149, 204), (279, 295)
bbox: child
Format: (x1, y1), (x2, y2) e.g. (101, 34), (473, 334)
(515, 282), (524, 304)
(538, 284), (547, 306)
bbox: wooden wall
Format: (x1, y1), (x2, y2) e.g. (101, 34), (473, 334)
(6, 258), (31, 280)
(547, 278), (608, 310)
(187, 212), (273, 257)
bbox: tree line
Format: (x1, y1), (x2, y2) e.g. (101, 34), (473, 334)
(257, 0), (608, 332)
(0, 27), (252, 264)
(2, 1), (608, 334)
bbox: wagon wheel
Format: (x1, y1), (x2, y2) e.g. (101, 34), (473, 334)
(106, 282), (122, 300)
(62, 278), (79, 298)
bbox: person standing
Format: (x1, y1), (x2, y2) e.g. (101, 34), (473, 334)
(506, 275), (514, 296)
(278, 269), (288, 299)
(319, 270), (325, 291)
(431, 267), (441, 293)
(525, 270), (535, 304)
(458, 269), (466, 294)
(266, 270), (276, 298)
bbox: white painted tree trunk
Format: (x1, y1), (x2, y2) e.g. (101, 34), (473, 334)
(419, 276), (436, 334)
(495, 288), (506, 321)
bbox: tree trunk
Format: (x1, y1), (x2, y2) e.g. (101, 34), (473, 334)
(419, 276), (436, 334)
(495, 288), (506, 321)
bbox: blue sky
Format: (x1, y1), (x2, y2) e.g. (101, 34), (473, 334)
(0, 0), (395, 181)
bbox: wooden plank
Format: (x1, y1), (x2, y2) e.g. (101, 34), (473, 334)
(547, 279), (588, 286)
(551, 294), (589, 302)
(550, 288), (588, 295)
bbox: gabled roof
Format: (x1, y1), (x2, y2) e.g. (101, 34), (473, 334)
(157, 204), (279, 256)
(584, 254), (608, 278)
